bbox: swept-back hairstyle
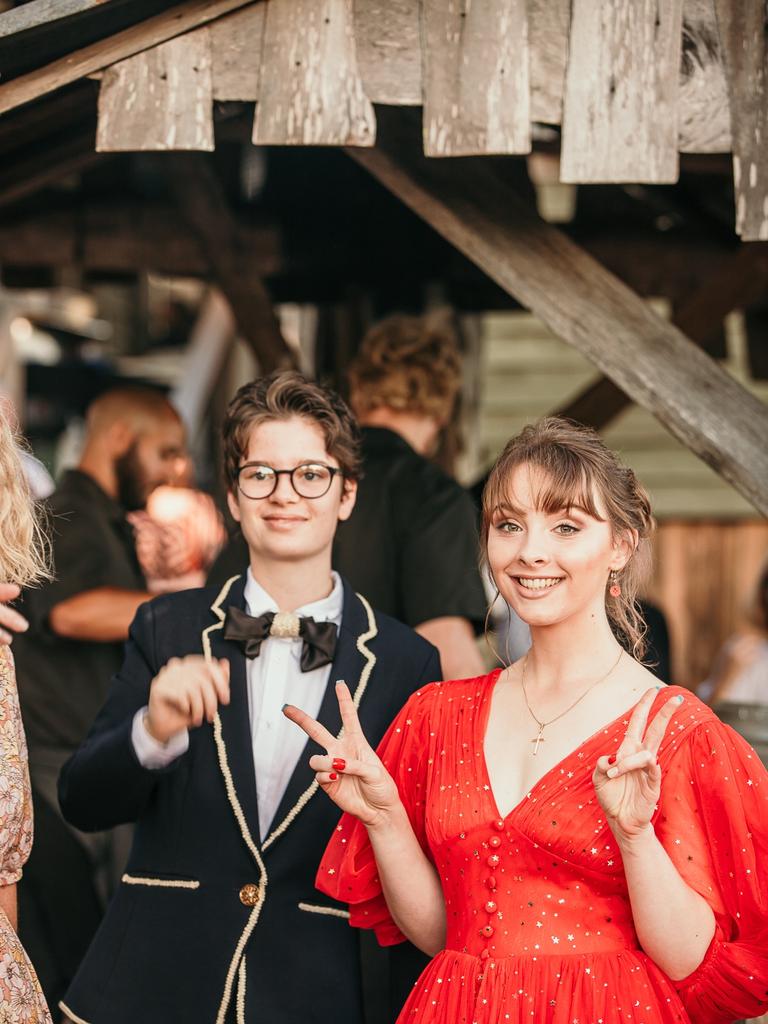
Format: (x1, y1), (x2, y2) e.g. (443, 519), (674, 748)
(482, 417), (654, 661)
(0, 411), (50, 586)
(222, 371), (362, 488)
(348, 310), (463, 425)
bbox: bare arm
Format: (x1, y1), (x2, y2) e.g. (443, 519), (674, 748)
(594, 689), (715, 980)
(284, 682), (446, 955)
(49, 587), (152, 642)
(0, 883), (17, 931)
(415, 617), (484, 680)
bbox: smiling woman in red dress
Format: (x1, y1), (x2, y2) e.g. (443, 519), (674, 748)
(285, 417), (768, 1024)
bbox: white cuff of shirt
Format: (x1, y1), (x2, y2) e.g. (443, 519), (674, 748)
(131, 707), (189, 769)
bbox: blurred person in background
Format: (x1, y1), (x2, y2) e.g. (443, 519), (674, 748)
(0, 409), (53, 1022)
(337, 310), (487, 680)
(704, 559), (768, 707)
(12, 387), (186, 1011)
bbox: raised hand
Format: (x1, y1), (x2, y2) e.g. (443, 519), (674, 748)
(593, 687), (683, 842)
(0, 584), (28, 645)
(283, 681), (401, 828)
(146, 655), (230, 743)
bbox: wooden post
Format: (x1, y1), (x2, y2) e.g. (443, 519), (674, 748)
(561, 0), (683, 183)
(346, 110), (768, 515)
(715, 0), (768, 239)
(97, 31), (214, 152)
(557, 243), (768, 428)
(163, 153), (293, 373)
(253, 0), (375, 147)
(421, 0), (530, 156)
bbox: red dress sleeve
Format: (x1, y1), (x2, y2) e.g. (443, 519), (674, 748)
(315, 684), (435, 945)
(655, 715), (768, 1023)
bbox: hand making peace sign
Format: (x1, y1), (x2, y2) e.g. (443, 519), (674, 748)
(593, 687), (684, 842)
(283, 681), (402, 828)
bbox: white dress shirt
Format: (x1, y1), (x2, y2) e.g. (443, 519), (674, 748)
(132, 570), (344, 841)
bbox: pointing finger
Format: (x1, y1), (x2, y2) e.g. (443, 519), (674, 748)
(619, 687), (658, 751)
(643, 693), (684, 755)
(336, 680), (365, 739)
(283, 704), (336, 750)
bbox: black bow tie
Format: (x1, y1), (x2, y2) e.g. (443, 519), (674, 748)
(223, 606), (337, 673)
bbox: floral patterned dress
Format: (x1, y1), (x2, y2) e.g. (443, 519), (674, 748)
(318, 673), (768, 1024)
(0, 646), (51, 1023)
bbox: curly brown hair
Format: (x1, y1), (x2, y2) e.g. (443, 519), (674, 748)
(348, 310), (463, 424)
(482, 417), (655, 661)
(222, 371), (362, 489)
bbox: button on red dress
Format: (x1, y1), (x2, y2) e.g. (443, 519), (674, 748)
(317, 672), (768, 1024)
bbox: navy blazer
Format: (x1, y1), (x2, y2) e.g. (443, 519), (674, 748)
(58, 575), (440, 1024)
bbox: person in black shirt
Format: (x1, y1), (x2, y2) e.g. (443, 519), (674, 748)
(337, 311), (487, 681)
(13, 387), (186, 1010)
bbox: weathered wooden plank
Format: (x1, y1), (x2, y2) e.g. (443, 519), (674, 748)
(0, 0), (255, 117)
(561, 0), (684, 183)
(715, 0), (768, 240)
(253, 0), (375, 146)
(347, 110), (768, 515)
(528, 0), (569, 125)
(678, 0), (731, 152)
(0, 0), (114, 39)
(556, 243), (768, 428)
(163, 153), (293, 370)
(210, 4), (264, 101)
(97, 31), (213, 151)
(421, 0), (530, 156)
(352, 0), (420, 105)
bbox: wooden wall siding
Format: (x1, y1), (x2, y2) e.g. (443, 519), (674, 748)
(353, 0), (421, 105)
(96, 31), (214, 152)
(209, 5), (265, 101)
(678, 0), (731, 152)
(252, 0), (375, 146)
(421, 0), (530, 157)
(561, 0), (684, 183)
(528, 0), (570, 125)
(715, 0), (768, 241)
(650, 520), (768, 689)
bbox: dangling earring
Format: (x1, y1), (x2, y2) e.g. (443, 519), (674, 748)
(609, 570), (622, 598)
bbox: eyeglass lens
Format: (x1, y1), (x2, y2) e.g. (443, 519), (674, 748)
(238, 463), (335, 499)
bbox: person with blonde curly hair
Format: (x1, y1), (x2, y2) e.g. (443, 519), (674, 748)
(336, 311), (487, 682)
(0, 410), (52, 1022)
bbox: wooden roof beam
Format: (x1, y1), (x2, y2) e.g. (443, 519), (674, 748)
(161, 153), (293, 373)
(0, 0), (258, 117)
(346, 110), (768, 516)
(557, 243), (768, 428)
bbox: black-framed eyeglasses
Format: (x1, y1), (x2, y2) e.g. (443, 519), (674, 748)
(236, 461), (343, 500)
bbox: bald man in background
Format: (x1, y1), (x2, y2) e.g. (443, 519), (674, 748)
(13, 387), (186, 1011)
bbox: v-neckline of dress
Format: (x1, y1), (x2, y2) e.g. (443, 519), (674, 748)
(477, 668), (676, 823)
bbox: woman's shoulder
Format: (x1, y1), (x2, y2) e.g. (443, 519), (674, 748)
(400, 669), (498, 719)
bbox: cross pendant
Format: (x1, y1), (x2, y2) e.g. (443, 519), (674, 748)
(531, 727), (545, 756)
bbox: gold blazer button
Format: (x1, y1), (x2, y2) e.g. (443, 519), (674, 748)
(239, 884), (261, 907)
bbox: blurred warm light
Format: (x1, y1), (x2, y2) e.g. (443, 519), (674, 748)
(9, 317), (33, 342)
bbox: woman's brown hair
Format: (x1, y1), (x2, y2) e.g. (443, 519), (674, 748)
(222, 371), (362, 489)
(481, 417), (655, 661)
(348, 310), (463, 425)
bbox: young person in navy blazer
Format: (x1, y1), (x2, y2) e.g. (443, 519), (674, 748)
(58, 372), (441, 1024)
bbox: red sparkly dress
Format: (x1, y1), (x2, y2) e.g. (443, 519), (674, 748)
(317, 672), (768, 1024)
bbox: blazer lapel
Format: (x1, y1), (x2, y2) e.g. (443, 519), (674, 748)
(203, 573), (263, 857)
(262, 582), (378, 851)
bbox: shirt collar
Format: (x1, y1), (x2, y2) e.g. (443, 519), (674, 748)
(244, 569), (344, 628)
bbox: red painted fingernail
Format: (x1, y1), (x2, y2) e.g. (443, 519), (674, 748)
(332, 758), (346, 772)
(329, 772), (338, 781)
(608, 755), (617, 765)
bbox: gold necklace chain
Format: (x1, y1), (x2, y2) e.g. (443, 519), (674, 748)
(520, 649), (624, 755)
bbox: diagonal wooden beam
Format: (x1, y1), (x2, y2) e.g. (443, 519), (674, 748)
(346, 109), (768, 516)
(0, 0), (258, 117)
(0, 127), (103, 206)
(162, 153), (293, 373)
(557, 243), (768, 427)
